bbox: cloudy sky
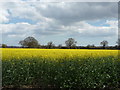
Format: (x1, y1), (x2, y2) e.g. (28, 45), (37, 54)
(0, 1), (118, 46)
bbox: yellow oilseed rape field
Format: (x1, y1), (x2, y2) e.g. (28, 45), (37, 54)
(2, 48), (120, 89)
(2, 48), (119, 60)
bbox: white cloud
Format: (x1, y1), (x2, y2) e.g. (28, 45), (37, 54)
(0, 2), (10, 23)
(106, 20), (118, 27)
(0, 2), (118, 45)
(1, 20), (118, 38)
(0, 2), (118, 24)
(63, 20), (118, 37)
(0, 22), (33, 36)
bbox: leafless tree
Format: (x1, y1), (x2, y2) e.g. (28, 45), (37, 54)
(65, 38), (77, 49)
(100, 40), (108, 49)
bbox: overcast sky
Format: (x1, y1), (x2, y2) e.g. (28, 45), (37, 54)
(0, 1), (118, 46)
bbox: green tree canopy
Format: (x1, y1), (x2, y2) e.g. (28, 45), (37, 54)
(19, 36), (40, 48)
(2, 44), (7, 48)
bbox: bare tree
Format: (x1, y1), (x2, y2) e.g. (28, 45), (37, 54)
(65, 38), (77, 49)
(47, 41), (55, 49)
(19, 36), (40, 48)
(100, 40), (108, 49)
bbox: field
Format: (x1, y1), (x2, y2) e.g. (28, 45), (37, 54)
(2, 48), (120, 89)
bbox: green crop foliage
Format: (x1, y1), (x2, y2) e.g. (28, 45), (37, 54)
(2, 48), (120, 89)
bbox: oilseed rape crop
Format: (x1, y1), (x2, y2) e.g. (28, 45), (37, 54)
(2, 48), (118, 60)
(2, 48), (120, 89)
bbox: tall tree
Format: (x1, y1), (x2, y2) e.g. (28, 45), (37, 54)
(19, 36), (40, 48)
(100, 40), (108, 49)
(47, 41), (55, 49)
(65, 38), (77, 49)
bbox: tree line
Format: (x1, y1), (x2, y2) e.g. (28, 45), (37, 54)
(1, 36), (120, 49)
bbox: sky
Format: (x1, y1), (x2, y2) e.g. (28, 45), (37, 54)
(0, 1), (118, 46)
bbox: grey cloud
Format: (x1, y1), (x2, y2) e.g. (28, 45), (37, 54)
(35, 2), (118, 25)
(1, 2), (117, 24)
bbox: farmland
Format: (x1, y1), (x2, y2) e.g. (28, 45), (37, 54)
(2, 48), (120, 89)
